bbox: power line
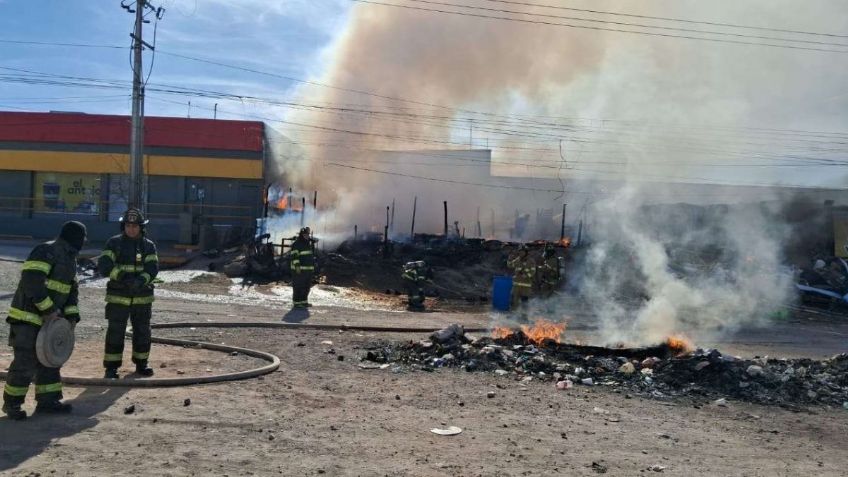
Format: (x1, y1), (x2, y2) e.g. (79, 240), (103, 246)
(0, 39), (126, 49)
(401, 0), (848, 48)
(325, 162), (567, 193)
(350, 0), (848, 53)
(478, 0), (848, 39)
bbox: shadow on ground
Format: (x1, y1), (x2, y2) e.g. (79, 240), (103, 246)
(281, 308), (310, 324)
(0, 386), (128, 471)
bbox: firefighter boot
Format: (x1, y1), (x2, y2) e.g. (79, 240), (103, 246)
(35, 400), (72, 415)
(104, 368), (119, 379)
(135, 364), (154, 377)
(2, 404), (27, 421)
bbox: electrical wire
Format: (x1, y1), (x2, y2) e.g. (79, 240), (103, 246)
(349, 0), (848, 53)
(478, 0), (848, 39)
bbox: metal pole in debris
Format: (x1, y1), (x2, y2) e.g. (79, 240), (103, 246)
(213, 103), (217, 119)
(300, 197), (305, 227)
(443, 201), (448, 237)
(490, 209), (495, 238)
(354, 225), (358, 241)
(288, 188), (292, 211)
(560, 203), (567, 241)
(476, 206), (482, 238)
(410, 196), (417, 238)
(313, 191), (317, 209)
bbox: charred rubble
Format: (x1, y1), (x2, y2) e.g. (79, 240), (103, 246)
(361, 325), (848, 408)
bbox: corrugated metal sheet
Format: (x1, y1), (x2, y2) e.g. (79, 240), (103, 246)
(0, 111), (264, 152)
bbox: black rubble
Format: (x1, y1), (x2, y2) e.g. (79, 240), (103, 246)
(361, 326), (848, 408)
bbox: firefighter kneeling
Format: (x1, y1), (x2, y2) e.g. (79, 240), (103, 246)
(402, 261), (431, 311)
(98, 208), (159, 379)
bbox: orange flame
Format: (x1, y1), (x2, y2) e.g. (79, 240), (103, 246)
(276, 195), (288, 210)
(521, 319), (567, 345)
(491, 319), (567, 346)
(491, 327), (513, 340)
(666, 334), (694, 355)
(557, 237), (571, 248)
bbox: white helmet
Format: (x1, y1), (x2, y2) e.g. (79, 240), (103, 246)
(814, 259), (826, 270)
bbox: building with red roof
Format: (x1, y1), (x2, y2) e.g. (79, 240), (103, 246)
(0, 111), (267, 242)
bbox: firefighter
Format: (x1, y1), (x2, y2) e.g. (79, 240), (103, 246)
(290, 226), (316, 309)
(537, 243), (560, 297)
(402, 261), (430, 311)
(508, 245), (535, 308)
(3, 221), (86, 420)
(98, 208), (159, 379)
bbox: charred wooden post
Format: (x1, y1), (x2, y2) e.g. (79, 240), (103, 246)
(390, 199), (395, 233)
(560, 203), (567, 241)
(443, 201), (448, 236)
(577, 219), (583, 246)
(383, 206), (390, 258)
(410, 196), (417, 238)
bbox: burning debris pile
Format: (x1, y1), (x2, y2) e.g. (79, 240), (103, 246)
(361, 322), (848, 408)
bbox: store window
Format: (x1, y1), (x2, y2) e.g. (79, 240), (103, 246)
(34, 172), (101, 214)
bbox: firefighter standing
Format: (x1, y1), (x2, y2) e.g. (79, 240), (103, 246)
(98, 208), (159, 379)
(537, 244), (560, 297)
(402, 261), (430, 311)
(290, 227), (316, 309)
(3, 221), (86, 420)
(508, 245), (535, 308)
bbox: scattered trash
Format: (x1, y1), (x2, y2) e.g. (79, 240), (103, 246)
(648, 464), (666, 472)
(618, 362), (636, 375)
(556, 379), (573, 390)
(487, 391), (496, 398)
(430, 426), (462, 436)
(592, 406), (609, 415)
(591, 461), (608, 474)
(321, 341), (333, 346)
(360, 326), (848, 407)
(714, 398), (728, 407)
(184, 398), (191, 407)
(124, 404), (135, 415)
(746, 365), (764, 377)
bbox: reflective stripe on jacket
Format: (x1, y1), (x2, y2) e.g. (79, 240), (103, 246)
(7, 238), (80, 327)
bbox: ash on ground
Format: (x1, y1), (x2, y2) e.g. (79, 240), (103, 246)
(361, 324), (848, 409)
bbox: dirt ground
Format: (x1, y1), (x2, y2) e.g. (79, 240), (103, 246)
(1, 253), (847, 476)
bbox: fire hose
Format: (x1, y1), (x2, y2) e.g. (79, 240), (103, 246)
(0, 322), (489, 388)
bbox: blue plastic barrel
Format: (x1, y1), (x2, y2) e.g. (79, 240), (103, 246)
(492, 275), (513, 311)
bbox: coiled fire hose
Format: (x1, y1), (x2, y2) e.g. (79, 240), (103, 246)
(1, 322), (488, 388)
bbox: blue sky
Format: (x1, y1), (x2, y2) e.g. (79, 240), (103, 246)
(1, 0), (846, 190)
(0, 0), (351, 119)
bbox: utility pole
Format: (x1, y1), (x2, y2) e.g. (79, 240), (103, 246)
(123, 0), (164, 210)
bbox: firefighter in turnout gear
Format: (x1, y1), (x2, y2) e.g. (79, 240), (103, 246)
(3, 221), (86, 420)
(402, 261), (431, 311)
(508, 245), (535, 309)
(98, 208), (159, 379)
(537, 244), (560, 297)
(290, 227), (316, 309)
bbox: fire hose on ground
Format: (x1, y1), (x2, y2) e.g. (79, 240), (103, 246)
(0, 322), (489, 388)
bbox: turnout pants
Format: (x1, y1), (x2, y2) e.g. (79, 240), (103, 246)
(292, 273), (313, 307)
(103, 303), (152, 369)
(404, 278), (425, 309)
(3, 324), (63, 408)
